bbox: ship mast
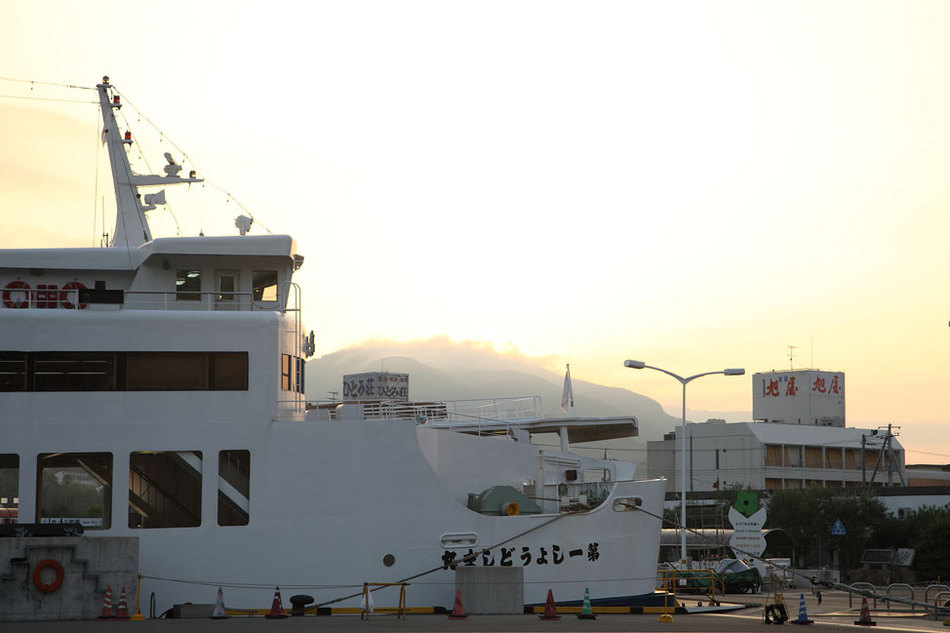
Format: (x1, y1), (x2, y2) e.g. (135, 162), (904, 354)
(96, 76), (202, 248)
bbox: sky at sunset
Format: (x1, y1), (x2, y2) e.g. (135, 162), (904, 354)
(2, 1), (949, 462)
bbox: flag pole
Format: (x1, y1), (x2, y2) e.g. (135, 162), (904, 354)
(560, 363), (575, 415)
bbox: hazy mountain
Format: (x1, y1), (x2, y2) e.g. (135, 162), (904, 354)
(305, 338), (694, 469)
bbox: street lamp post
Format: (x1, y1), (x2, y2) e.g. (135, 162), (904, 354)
(623, 359), (744, 568)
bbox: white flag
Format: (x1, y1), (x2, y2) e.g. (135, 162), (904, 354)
(560, 364), (574, 413)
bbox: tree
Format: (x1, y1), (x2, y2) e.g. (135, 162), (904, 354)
(765, 488), (887, 572)
(904, 505), (950, 581)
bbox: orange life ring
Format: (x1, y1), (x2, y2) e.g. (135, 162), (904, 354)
(59, 281), (87, 310)
(32, 558), (65, 593)
(3, 280), (30, 309)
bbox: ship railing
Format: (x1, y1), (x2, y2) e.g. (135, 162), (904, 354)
(123, 290), (284, 311)
(299, 396), (543, 424)
(1, 288), (291, 311)
(443, 396), (543, 423)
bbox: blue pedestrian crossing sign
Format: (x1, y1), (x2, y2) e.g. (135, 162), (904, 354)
(831, 519), (846, 536)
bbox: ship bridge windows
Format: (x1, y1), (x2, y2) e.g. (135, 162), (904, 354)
(252, 270), (278, 302)
(37, 452), (112, 530)
(175, 269), (202, 301)
(217, 270), (237, 303)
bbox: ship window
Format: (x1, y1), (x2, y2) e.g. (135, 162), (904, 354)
(218, 450), (249, 526)
(127, 352), (209, 390)
(281, 354), (304, 393)
(0, 352), (27, 391)
(440, 532), (478, 548)
(252, 270), (278, 302)
(0, 454), (18, 525)
(213, 353), (248, 390)
(281, 354), (292, 391)
(612, 496), (642, 512)
(37, 452), (112, 530)
(176, 269), (202, 301)
(0, 351), (247, 391)
(129, 451), (202, 529)
(33, 352), (116, 391)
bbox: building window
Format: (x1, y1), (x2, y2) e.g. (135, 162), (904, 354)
(218, 450), (249, 526)
(785, 446), (803, 468)
(37, 452), (112, 529)
(805, 447), (823, 468)
(826, 449), (843, 469)
(252, 270), (278, 302)
(0, 454), (18, 524)
(845, 449), (863, 470)
(129, 451), (201, 529)
(176, 269), (201, 301)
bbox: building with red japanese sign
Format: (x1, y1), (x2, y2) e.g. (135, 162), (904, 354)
(646, 370), (913, 493)
(752, 370), (845, 427)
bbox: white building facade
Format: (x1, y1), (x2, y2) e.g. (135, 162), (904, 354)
(647, 420), (905, 492)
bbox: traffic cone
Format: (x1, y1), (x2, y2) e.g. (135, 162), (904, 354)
(211, 586), (228, 619)
(791, 592), (813, 625)
(448, 588), (467, 619)
(115, 587), (130, 619)
(97, 585), (115, 619)
(577, 587), (596, 620)
(538, 589), (560, 620)
(265, 586), (288, 619)
(854, 597), (876, 626)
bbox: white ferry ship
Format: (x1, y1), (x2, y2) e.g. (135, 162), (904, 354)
(0, 77), (665, 615)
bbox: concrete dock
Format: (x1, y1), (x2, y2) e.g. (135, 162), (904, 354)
(2, 590), (948, 632)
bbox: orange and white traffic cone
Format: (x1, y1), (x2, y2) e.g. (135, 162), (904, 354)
(115, 587), (130, 619)
(265, 586), (288, 619)
(854, 597), (876, 626)
(97, 585), (115, 619)
(448, 588), (467, 619)
(538, 589), (560, 620)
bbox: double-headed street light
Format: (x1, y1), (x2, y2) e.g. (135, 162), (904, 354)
(623, 359), (745, 568)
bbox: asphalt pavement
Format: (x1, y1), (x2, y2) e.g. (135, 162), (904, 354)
(4, 590), (949, 633)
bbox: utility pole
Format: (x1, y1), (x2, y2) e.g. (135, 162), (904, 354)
(866, 425), (905, 487)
